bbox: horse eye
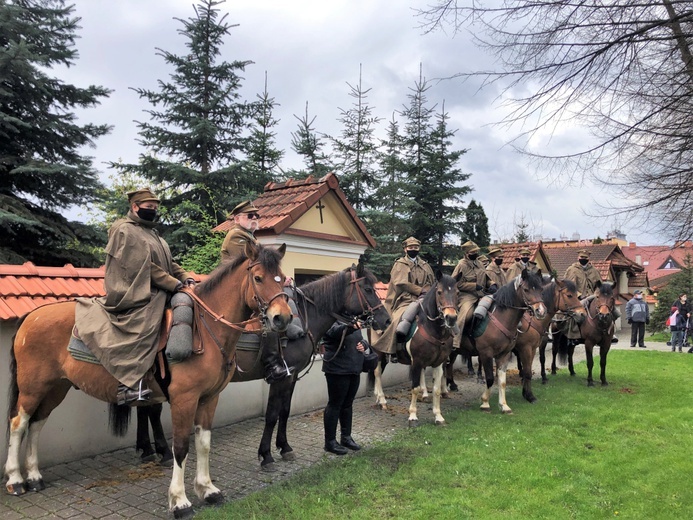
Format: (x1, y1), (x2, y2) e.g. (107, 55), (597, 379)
(254, 275), (262, 283)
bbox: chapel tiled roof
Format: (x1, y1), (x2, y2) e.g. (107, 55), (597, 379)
(212, 173), (376, 248)
(496, 241), (553, 273)
(0, 262), (105, 320)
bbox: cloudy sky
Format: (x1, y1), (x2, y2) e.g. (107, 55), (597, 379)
(60, 0), (655, 245)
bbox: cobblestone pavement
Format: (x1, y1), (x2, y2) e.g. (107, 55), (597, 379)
(0, 332), (667, 519)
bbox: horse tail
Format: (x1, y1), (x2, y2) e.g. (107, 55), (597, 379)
(556, 334), (570, 364)
(6, 315), (27, 440)
(108, 404), (131, 437)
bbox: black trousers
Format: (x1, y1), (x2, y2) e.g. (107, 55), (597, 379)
(323, 373), (360, 442)
(630, 322), (646, 347)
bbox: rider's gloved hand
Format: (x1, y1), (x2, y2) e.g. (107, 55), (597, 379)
(183, 277), (196, 287)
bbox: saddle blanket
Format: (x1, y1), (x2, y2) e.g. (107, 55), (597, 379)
(67, 331), (100, 364)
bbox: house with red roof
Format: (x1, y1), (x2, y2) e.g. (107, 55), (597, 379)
(213, 173), (375, 285)
(497, 241), (553, 274)
(622, 241), (693, 291)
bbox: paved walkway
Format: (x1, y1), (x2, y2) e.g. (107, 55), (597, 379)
(0, 331), (673, 519)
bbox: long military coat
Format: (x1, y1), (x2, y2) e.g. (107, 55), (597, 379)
(221, 224), (257, 262)
(452, 257), (489, 327)
(75, 212), (187, 387)
(372, 256), (435, 354)
(506, 260), (539, 281)
(564, 261), (602, 299)
(485, 263), (507, 288)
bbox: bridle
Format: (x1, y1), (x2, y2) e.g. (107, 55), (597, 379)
(503, 278), (544, 317)
(341, 268), (385, 327)
(554, 285), (585, 318)
(247, 259), (290, 330)
(420, 284), (456, 329)
(586, 293), (614, 328)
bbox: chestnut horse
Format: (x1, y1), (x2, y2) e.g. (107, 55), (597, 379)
(134, 262), (391, 472)
(458, 270), (546, 414)
(544, 282), (616, 387)
(371, 272), (458, 426)
(512, 278), (585, 403)
(4, 242), (292, 519)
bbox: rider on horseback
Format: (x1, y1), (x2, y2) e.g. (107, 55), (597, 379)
(505, 246), (539, 279)
(75, 188), (196, 405)
(484, 246), (507, 288)
(221, 200), (303, 383)
(452, 240), (498, 335)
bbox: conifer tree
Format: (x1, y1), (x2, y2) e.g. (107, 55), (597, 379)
(287, 102), (332, 179)
(461, 199), (490, 249)
(0, 0), (111, 266)
(110, 0), (254, 255)
(331, 65), (381, 210)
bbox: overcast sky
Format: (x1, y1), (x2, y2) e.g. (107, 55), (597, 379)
(60, 0), (656, 245)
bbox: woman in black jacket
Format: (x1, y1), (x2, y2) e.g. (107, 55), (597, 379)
(321, 319), (371, 455)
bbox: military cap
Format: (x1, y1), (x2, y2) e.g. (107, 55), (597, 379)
(577, 249), (591, 259)
(478, 254), (489, 265)
(229, 200), (260, 217)
(487, 246), (503, 257)
(402, 237), (421, 250)
(461, 240), (480, 255)
(519, 247), (531, 256)
(127, 188), (160, 204)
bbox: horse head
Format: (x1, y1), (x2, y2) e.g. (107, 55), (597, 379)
(518, 269), (547, 319)
(591, 281), (615, 326)
(554, 279), (587, 320)
(431, 270), (457, 330)
(244, 241), (292, 332)
(344, 261), (391, 331)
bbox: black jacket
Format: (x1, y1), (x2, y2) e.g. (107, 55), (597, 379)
(321, 321), (368, 375)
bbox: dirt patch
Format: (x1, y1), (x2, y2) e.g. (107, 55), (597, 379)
(82, 462), (165, 489)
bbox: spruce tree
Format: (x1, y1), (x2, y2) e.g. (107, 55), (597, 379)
(0, 0), (111, 266)
(331, 65), (381, 210)
(287, 102), (332, 179)
(461, 199), (490, 249)
(110, 0), (254, 256)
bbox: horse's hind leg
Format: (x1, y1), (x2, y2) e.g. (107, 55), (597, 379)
(479, 355), (495, 412)
(539, 340), (548, 384)
(408, 365), (423, 426)
(5, 408), (30, 495)
(496, 354), (513, 414)
(192, 396), (223, 505)
(148, 404), (173, 466)
(276, 379), (297, 461)
(445, 351), (458, 391)
(136, 407), (157, 463)
(419, 369), (429, 402)
(585, 344), (595, 387)
(373, 360), (387, 409)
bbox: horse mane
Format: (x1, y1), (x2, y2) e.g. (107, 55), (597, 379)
(299, 265), (377, 314)
(495, 271), (544, 310)
(195, 245), (283, 298)
(597, 282), (614, 297)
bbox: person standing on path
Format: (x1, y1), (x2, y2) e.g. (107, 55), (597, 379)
(626, 290), (649, 349)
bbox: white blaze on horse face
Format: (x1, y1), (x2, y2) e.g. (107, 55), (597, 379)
(534, 302), (548, 319)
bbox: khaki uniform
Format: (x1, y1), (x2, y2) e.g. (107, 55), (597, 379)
(564, 261), (603, 339)
(452, 257), (489, 329)
(485, 263), (507, 288)
(372, 256), (435, 354)
(506, 260), (539, 280)
(75, 211), (188, 387)
(221, 224), (257, 261)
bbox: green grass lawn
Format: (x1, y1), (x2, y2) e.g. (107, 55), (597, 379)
(199, 351), (693, 519)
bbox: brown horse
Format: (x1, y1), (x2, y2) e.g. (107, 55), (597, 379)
(4, 242), (292, 519)
(512, 278), (585, 403)
(134, 262), (391, 472)
(458, 269), (547, 414)
(371, 272), (458, 425)
(547, 282), (616, 387)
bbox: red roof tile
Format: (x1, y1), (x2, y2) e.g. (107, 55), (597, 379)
(621, 243), (692, 283)
(541, 243), (642, 282)
(375, 282), (388, 302)
(0, 262), (105, 320)
(212, 173), (376, 248)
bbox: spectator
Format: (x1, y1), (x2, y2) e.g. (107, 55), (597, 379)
(626, 290), (649, 349)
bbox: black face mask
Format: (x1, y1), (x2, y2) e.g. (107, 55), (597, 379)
(136, 207), (158, 222)
(520, 257), (530, 263)
(579, 258), (589, 266)
(406, 250), (419, 259)
(494, 258), (503, 266)
(468, 253), (479, 261)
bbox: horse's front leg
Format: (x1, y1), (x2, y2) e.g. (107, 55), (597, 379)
(479, 355), (495, 412)
(259, 382), (282, 471)
(496, 352), (513, 414)
(373, 358), (387, 410)
(276, 379), (297, 461)
(445, 351), (458, 391)
(599, 342), (611, 386)
(584, 342), (595, 387)
(5, 408), (30, 495)
(539, 340), (548, 384)
(431, 364), (446, 425)
(408, 364), (423, 426)
(168, 396), (199, 517)
(148, 403), (173, 466)
(419, 369), (429, 402)
(193, 395), (223, 505)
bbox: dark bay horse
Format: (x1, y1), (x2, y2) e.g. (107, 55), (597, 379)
(512, 278), (585, 403)
(371, 272), (458, 425)
(4, 242), (292, 519)
(545, 282), (616, 387)
(134, 262), (390, 472)
(458, 270), (546, 414)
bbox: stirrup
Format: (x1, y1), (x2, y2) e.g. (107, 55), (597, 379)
(116, 380), (152, 406)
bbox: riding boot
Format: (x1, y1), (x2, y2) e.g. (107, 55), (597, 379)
(324, 403), (347, 455)
(339, 407), (360, 450)
(396, 301), (420, 342)
(262, 336), (292, 384)
(116, 379), (152, 406)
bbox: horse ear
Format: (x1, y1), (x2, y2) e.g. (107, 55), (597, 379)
(595, 280), (602, 290)
(276, 243), (286, 259)
(521, 268), (529, 280)
(556, 278), (565, 289)
(356, 260), (365, 277)
(244, 240), (259, 261)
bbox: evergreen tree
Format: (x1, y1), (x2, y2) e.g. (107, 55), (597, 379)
(110, 0), (254, 256)
(287, 102), (332, 179)
(331, 65), (381, 210)
(401, 70), (470, 271)
(461, 199), (490, 249)
(0, 0), (111, 266)
(514, 215), (530, 243)
(650, 255), (693, 333)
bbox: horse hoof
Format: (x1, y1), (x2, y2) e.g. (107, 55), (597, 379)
(541, 380), (548, 385)
(172, 505), (195, 520)
(26, 478), (45, 492)
(204, 491), (224, 505)
(435, 419), (446, 426)
(6, 482), (27, 496)
(261, 462), (278, 472)
(420, 395), (430, 403)
(281, 450), (296, 462)
(501, 409), (514, 415)
(587, 382), (595, 387)
(379, 404), (387, 411)
(159, 454), (174, 468)
(448, 383), (458, 392)
(602, 382), (609, 387)
(140, 453), (157, 463)
(408, 420), (419, 428)
(480, 407), (491, 413)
